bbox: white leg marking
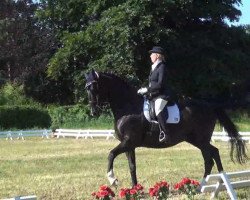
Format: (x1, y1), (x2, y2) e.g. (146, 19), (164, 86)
(107, 170), (118, 186)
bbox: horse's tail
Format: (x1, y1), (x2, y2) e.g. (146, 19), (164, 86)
(215, 109), (248, 164)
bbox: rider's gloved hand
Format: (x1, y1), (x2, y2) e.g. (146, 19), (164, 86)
(137, 87), (148, 95)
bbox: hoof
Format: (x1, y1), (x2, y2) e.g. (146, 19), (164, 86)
(110, 178), (119, 187)
(107, 170), (118, 186)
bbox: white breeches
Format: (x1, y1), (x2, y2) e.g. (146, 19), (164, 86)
(154, 98), (168, 116)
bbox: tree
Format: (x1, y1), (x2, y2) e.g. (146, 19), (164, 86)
(36, 0), (250, 102)
(0, 0), (66, 104)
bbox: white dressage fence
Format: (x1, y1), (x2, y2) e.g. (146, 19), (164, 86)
(54, 129), (115, 140)
(212, 130), (250, 143)
(201, 170), (250, 199)
(3, 195), (37, 200)
(0, 128), (250, 142)
(0, 129), (51, 140)
(50, 129), (250, 142)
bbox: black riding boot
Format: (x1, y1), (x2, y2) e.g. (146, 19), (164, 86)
(157, 111), (170, 143)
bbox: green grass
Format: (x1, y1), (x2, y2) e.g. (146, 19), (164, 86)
(0, 138), (249, 200)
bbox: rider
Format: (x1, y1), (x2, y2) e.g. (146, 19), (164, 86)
(137, 46), (170, 142)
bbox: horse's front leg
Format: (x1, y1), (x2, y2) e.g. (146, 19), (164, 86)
(125, 149), (137, 186)
(107, 140), (129, 186)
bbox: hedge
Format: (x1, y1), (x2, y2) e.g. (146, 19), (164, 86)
(48, 104), (113, 129)
(0, 106), (51, 130)
(0, 104), (114, 130)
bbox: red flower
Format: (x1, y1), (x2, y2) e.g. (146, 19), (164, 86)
(119, 188), (130, 198)
(174, 178), (200, 199)
(191, 179), (200, 186)
(148, 180), (169, 198)
(100, 185), (109, 191)
(181, 177), (191, 184)
(119, 184), (144, 199)
(99, 191), (109, 197)
(92, 185), (115, 199)
(133, 184), (143, 191)
(174, 183), (181, 190)
(130, 188), (137, 195)
(159, 180), (169, 187)
(148, 187), (157, 197)
(118, 190), (126, 198)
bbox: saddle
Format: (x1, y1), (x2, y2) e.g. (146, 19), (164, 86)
(143, 99), (180, 124)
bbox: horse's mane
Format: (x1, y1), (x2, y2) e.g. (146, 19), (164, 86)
(100, 72), (137, 90)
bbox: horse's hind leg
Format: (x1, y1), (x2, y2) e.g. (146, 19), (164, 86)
(209, 144), (224, 172)
(200, 144), (224, 176)
(200, 145), (215, 178)
(187, 141), (215, 178)
(188, 144), (214, 191)
(107, 140), (131, 186)
(125, 150), (137, 186)
(193, 143), (224, 191)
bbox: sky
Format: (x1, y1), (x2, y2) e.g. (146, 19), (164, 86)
(231, 0), (250, 25)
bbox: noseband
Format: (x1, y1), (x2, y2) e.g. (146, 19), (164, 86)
(85, 80), (99, 105)
(85, 80), (97, 89)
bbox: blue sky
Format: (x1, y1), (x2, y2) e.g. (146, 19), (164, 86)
(232, 0), (250, 25)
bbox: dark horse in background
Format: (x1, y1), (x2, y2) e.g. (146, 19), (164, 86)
(85, 69), (248, 188)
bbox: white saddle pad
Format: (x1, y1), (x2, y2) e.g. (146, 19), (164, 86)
(143, 100), (180, 124)
(166, 104), (180, 123)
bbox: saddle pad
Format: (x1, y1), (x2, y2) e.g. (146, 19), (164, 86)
(166, 104), (180, 123)
(143, 100), (180, 124)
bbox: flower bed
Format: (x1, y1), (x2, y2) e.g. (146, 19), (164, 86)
(174, 178), (200, 200)
(91, 178), (200, 199)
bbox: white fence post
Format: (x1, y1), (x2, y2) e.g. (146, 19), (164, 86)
(42, 129), (49, 139)
(6, 131), (13, 140)
(17, 130), (24, 140)
(201, 170), (250, 199)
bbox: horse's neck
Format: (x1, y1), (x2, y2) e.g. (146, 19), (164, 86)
(109, 90), (143, 119)
(100, 74), (143, 119)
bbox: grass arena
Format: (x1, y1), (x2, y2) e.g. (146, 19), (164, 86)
(0, 138), (249, 199)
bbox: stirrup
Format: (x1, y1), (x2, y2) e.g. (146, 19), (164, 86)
(159, 131), (166, 142)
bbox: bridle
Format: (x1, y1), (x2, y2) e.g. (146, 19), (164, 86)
(85, 72), (110, 113)
(85, 80), (99, 105)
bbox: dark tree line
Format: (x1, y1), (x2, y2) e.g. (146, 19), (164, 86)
(0, 0), (68, 104)
(1, 0), (250, 105)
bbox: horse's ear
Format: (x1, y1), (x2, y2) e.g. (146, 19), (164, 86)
(91, 68), (99, 79)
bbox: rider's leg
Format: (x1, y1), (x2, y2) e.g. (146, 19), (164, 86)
(157, 110), (170, 142)
(155, 98), (170, 142)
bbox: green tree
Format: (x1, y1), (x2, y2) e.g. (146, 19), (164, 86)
(0, 0), (67, 104)
(38, 0), (250, 102)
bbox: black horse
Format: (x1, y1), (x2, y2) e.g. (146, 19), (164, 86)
(85, 70), (248, 188)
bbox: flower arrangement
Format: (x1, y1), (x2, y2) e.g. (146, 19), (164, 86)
(148, 180), (170, 199)
(91, 178), (200, 200)
(92, 185), (115, 200)
(174, 177), (200, 200)
(119, 184), (144, 200)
